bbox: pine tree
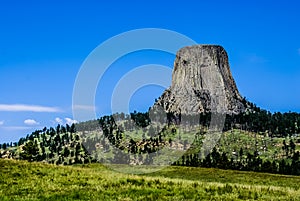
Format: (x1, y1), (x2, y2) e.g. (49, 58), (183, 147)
(20, 140), (39, 161)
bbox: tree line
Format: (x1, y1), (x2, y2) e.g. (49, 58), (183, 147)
(1, 99), (300, 176)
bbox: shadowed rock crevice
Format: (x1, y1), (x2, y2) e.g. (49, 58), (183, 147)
(155, 45), (245, 115)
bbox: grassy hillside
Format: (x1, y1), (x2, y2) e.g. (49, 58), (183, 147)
(1, 110), (300, 177)
(1, 159), (300, 200)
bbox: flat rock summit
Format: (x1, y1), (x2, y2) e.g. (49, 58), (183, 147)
(155, 45), (245, 115)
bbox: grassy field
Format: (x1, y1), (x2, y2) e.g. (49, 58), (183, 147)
(1, 159), (300, 200)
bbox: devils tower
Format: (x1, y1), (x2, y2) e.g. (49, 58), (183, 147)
(155, 45), (245, 115)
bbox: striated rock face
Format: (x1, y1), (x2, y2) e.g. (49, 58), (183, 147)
(155, 45), (245, 115)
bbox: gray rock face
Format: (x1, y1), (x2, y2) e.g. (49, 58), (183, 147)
(155, 45), (245, 115)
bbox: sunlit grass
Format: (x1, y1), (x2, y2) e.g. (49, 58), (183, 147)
(1, 159), (300, 200)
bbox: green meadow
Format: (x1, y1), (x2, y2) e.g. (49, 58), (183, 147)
(1, 159), (300, 201)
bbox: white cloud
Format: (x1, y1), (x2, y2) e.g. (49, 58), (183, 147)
(0, 104), (61, 112)
(65, 118), (78, 125)
(73, 105), (96, 111)
(0, 121), (4, 126)
(24, 119), (40, 126)
(1, 126), (34, 131)
(53, 117), (78, 125)
(55, 117), (63, 124)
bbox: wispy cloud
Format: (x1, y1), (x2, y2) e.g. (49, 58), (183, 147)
(1, 126), (36, 131)
(0, 104), (61, 112)
(0, 121), (4, 126)
(65, 118), (78, 125)
(53, 117), (78, 125)
(24, 119), (39, 126)
(73, 105), (96, 111)
(55, 117), (63, 124)
(248, 54), (267, 63)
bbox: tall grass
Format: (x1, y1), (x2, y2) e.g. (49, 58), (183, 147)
(1, 159), (300, 200)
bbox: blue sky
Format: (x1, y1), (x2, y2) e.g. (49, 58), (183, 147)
(0, 0), (300, 143)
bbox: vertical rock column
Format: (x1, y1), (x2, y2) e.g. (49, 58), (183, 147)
(156, 45), (245, 115)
